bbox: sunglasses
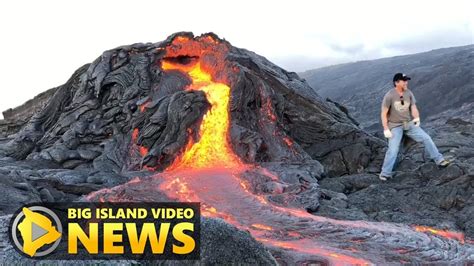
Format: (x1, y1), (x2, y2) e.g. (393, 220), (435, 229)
(400, 95), (404, 105)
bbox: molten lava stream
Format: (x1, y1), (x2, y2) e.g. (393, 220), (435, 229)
(160, 168), (372, 265)
(161, 60), (243, 171)
(157, 166), (469, 265)
(158, 60), (372, 264)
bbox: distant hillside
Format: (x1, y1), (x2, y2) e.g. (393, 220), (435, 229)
(300, 45), (474, 130)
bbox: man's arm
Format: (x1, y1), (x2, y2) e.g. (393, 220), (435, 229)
(411, 104), (421, 126)
(381, 93), (391, 130)
(381, 93), (393, 138)
(410, 90), (419, 120)
(381, 106), (392, 138)
(411, 104), (420, 120)
(381, 106), (390, 130)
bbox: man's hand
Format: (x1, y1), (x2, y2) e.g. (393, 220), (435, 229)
(383, 129), (392, 138)
(413, 117), (420, 127)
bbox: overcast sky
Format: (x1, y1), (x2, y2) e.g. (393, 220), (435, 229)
(0, 0), (473, 118)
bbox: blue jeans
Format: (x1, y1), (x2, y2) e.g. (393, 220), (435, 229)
(380, 122), (444, 177)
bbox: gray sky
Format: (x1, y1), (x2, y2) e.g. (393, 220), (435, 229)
(0, 0), (473, 118)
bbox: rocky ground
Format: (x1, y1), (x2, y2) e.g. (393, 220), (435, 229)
(317, 102), (474, 238)
(0, 32), (472, 264)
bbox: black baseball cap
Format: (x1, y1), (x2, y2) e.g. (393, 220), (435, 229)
(393, 73), (411, 82)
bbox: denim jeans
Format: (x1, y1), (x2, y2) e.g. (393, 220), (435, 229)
(380, 121), (444, 177)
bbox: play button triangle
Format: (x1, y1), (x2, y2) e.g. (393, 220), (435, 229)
(31, 222), (48, 241)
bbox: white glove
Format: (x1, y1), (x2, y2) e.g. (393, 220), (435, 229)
(383, 129), (392, 138)
(413, 117), (420, 127)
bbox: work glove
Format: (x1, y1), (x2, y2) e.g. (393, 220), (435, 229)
(413, 117), (420, 127)
(383, 129), (392, 138)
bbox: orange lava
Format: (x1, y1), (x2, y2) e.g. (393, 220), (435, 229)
(139, 100), (150, 112)
(157, 167), (371, 265)
(283, 136), (294, 147)
(132, 128), (139, 141)
(139, 146), (148, 157)
(161, 60), (243, 171)
(131, 128), (148, 158)
(251, 223), (273, 231)
(413, 225), (465, 244)
(257, 238), (370, 266)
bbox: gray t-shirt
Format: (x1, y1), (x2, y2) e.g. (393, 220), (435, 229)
(381, 88), (417, 129)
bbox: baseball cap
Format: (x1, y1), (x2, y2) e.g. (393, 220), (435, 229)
(393, 73), (411, 82)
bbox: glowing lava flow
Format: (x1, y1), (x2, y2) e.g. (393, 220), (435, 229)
(161, 61), (243, 171)
(157, 58), (373, 264)
(159, 168), (373, 265)
(414, 225), (465, 243)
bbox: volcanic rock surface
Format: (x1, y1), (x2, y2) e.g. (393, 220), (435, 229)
(0, 32), (472, 264)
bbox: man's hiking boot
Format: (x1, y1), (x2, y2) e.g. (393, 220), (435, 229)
(438, 159), (451, 168)
(379, 174), (389, 181)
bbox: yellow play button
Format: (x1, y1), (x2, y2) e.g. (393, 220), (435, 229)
(11, 206), (62, 257)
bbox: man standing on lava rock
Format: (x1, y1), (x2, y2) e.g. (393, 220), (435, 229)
(379, 73), (451, 180)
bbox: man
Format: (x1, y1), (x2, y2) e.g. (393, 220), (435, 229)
(379, 73), (450, 181)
